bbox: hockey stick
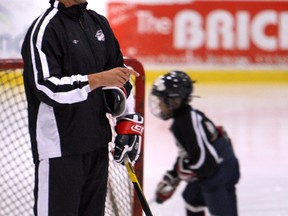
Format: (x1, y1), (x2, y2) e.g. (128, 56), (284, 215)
(124, 157), (153, 216)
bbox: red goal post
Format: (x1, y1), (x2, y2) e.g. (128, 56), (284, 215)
(0, 57), (145, 216)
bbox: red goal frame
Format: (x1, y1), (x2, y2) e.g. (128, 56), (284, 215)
(0, 57), (145, 216)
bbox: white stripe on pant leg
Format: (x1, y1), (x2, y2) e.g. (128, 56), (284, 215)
(38, 159), (50, 216)
(185, 202), (206, 212)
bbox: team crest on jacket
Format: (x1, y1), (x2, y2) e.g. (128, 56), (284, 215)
(72, 40), (80, 44)
(95, 30), (105, 41)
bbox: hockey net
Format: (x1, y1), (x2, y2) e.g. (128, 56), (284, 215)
(0, 57), (145, 216)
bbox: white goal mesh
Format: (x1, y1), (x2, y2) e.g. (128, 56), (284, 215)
(0, 58), (145, 216)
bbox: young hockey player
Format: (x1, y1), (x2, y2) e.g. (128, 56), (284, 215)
(149, 71), (240, 216)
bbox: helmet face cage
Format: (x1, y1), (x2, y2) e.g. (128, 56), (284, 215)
(148, 94), (174, 120)
(149, 71), (194, 120)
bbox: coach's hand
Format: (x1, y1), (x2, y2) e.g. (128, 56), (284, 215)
(113, 113), (144, 164)
(88, 67), (139, 90)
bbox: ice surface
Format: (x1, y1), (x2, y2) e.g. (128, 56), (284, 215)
(143, 83), (288, 216)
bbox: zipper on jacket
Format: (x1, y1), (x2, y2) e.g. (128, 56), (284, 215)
(78, 13), (102, 69)
(79, 19), (85, 30)
(79, 20), (84, 29)
(79, 13), (85, 30)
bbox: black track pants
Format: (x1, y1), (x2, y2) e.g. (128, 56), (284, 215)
(34, 147), (109, 216)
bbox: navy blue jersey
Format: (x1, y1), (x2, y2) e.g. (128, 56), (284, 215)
(171, 104), (225, 177)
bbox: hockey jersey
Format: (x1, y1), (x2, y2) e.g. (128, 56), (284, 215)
(171, 104), (232, 178)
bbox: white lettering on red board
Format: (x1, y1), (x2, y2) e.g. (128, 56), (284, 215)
(136, 9), (288, 51)
(136, 11), (172, 35)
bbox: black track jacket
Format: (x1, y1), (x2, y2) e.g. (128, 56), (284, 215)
(21, 0), (132, 162)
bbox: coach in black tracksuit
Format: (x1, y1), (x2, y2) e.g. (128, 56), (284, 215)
(21, 0), (142, 216)
(149, 71), (240, 216)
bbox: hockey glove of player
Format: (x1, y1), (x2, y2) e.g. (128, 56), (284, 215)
(155, 170), (180, 204)
(177, 157), (197, 182)
(114, 113), (144, 164)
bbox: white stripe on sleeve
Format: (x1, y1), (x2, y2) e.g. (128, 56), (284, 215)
(30, 7), (91, 104)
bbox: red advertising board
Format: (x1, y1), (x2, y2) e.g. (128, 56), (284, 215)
(108, 1), (288, 66)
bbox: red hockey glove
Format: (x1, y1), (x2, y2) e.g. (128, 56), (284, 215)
(177, 157), (197, 182)
(155, 171), (180, 204)
(113, 113), (144, 164)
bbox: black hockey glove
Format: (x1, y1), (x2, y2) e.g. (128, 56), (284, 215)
(177, 157), (198, 182)
(113, 113), (144, 164)
(155, 170), (180, 204)
(103, 86), (127, 118)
